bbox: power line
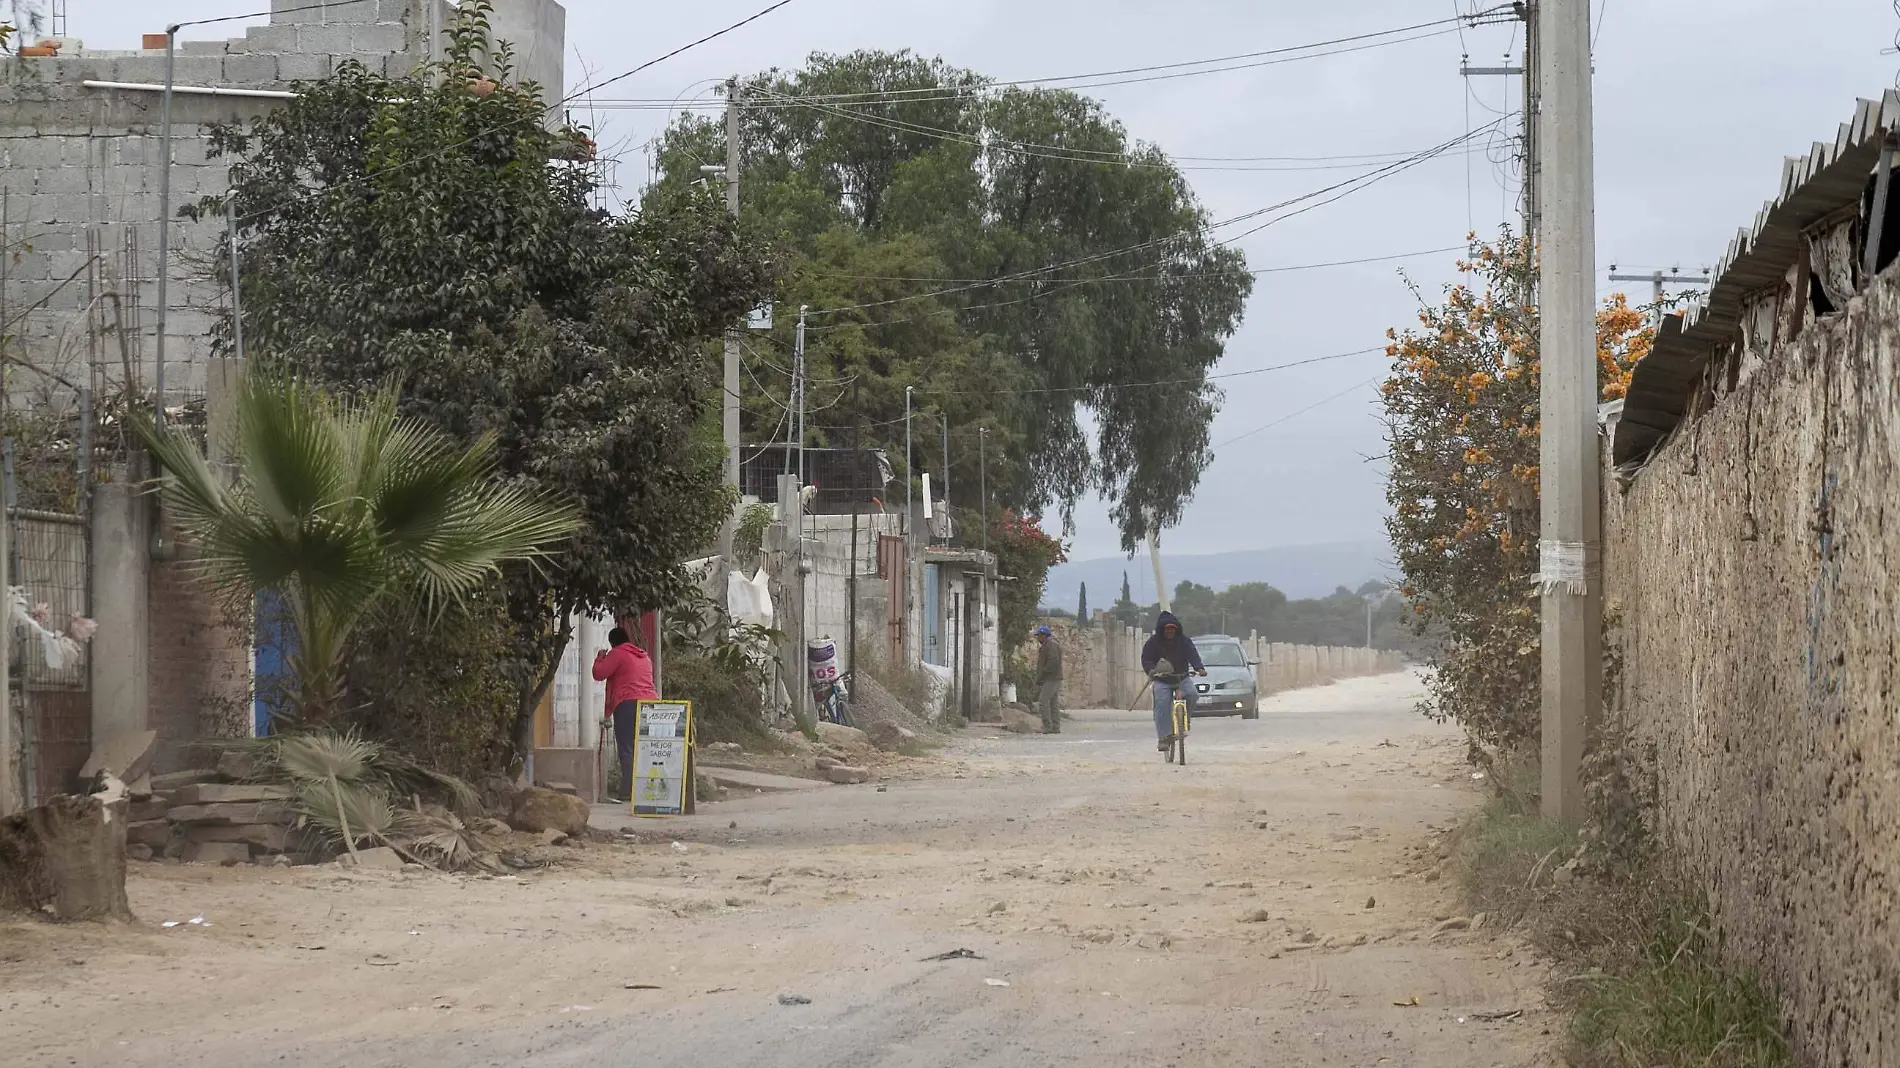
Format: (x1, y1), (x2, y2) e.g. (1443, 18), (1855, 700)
(801, 244), (1467, 285)
(747, 81), (1502, 174)
(804, 120), (1501, 319)
(234, 0), (798, 227)
(1212, 376), (1384, 449)
(914, 346), (1388, 398)
(169, 1), (348, 30)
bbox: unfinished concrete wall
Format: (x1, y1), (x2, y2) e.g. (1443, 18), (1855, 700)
(0, 1), (562, 406)
(802, 513), (902, 675)
(1604, 266), (1900, 1068)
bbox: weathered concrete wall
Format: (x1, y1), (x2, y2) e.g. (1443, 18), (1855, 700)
(802, 513), (901, 675)
(1604, 266), (1900, 1068)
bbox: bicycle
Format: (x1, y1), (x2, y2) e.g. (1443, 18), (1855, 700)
(813, 670), (853, 727)
(1153, 670), (1191, 765)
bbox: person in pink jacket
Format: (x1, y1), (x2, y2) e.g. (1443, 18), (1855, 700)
(593, 627), (657, 803)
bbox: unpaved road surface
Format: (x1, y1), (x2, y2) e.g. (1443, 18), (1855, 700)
(2, 672), (1554, 1067)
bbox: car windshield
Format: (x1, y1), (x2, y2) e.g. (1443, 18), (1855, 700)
(1199, 642), (1248, 668)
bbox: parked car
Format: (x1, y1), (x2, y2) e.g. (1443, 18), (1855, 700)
(1189, 634), (1259, 720)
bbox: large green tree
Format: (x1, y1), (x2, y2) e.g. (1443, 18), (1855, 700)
(650, 50), (1253, 553)
(204, 4), (774, 756)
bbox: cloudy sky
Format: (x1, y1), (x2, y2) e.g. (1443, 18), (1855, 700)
(71, 0), (1900, 561)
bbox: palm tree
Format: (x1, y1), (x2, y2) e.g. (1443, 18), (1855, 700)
(137, 375), (581, 724)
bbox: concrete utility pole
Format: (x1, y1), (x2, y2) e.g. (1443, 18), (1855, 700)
(716, 77), (743, 568)
(154, 24), (179, 433)
(1536, 0), (1601, 825)
(977, 427), (987, 552)
(1, 495), (11, 816)
(1148, 531), (1170, 614)
(1607, 268), (1711, 328)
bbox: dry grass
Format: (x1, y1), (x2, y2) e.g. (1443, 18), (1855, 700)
(1453, 763), (1793, 1068)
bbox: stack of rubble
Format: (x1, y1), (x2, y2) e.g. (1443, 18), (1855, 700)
(125, 751), (315, 867)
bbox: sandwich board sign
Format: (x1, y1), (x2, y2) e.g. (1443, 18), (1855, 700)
(631, 699), (693, 817)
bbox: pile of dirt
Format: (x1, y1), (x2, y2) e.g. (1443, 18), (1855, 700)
(849, 673), (938, 750)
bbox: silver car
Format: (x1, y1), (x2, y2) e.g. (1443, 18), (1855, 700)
(1190, 635), (1260, 720)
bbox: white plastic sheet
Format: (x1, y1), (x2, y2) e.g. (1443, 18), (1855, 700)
(919, 662), (955, 721)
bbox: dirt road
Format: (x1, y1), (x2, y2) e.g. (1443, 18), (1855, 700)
(2, 672), (1553, 1067)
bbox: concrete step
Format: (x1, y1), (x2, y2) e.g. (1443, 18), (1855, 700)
(697, 767), (829, 793)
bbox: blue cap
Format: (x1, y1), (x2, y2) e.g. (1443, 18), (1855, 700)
(1034, 625), (1053, 636)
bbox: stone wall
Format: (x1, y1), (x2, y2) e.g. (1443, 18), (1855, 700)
(1604, 265), (1900, 1067)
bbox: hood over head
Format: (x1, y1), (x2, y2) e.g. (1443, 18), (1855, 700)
(1155, 611), (1180, 634)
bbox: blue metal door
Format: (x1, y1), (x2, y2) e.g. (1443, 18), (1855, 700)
(922, 564), (941, 665)
(253, 589), (296, 736)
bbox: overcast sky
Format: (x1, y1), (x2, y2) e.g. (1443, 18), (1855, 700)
(70, 0), (1900, 561)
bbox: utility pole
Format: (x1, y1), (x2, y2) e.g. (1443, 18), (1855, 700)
(1460, 2), (1537, 268)
(1148, 531), (1170, 614)
(227, 200), (245, 361)
(904, 386), (914, 539)
(1607, 267), (1711, 328)
(0, 483), (10, 817)
(154, 24), (179, 433)
(848, 380), (861, 678)
(940, 414), (950, 504)
(793, 306), (807, 489)
(716, 77), (743, 569)
(977, 427), (988, 552)
(1536, 0), (1600, 825)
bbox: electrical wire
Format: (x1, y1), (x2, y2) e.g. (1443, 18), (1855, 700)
(233, 0), (798, 226)
(1212, 376), (1384, 449)
(804, 120), (1502, 319)
(801, 244), (1467, 285)
(914, 346), (1388, 398)
(746, 82), (1502, 174)
(168, 0), (345, 30)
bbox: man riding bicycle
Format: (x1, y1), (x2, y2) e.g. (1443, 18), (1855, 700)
(1141, 611), (1206, 753)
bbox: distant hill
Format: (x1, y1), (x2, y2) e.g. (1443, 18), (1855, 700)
(1043, 541), (1396, 611)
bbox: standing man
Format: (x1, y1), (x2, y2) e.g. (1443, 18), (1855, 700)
(594, 627), (658, 803)
(1034, 624), (1064, 734)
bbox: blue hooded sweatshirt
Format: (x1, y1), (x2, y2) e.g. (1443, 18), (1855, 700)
(1140, 611), (1204, 676)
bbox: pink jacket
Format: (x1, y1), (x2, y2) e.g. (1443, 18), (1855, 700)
(592, 642), (657, 717)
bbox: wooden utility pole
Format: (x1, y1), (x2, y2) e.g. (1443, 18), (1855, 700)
(1536, 0), (1601, 824)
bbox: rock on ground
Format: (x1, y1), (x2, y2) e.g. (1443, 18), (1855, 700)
(337, 846), (405, 871)
(508, 787), (590, 836)
(863, 721), (917, 751)
(1000, 708), (1044, 734)
(183, 841), (252, 866)
(814, 723), (873, 757)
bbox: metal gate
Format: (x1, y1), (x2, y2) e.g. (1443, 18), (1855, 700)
(9, 507), (91, 803)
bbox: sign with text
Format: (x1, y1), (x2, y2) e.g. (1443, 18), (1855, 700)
(630, 700), (693, 817)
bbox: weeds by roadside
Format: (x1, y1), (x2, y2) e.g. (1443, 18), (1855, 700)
(1452, 764), (1793, 1068)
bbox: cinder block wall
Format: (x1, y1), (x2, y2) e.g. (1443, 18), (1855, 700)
(1604, 269), (1900, 1068)
(0, 0), (562, 402)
